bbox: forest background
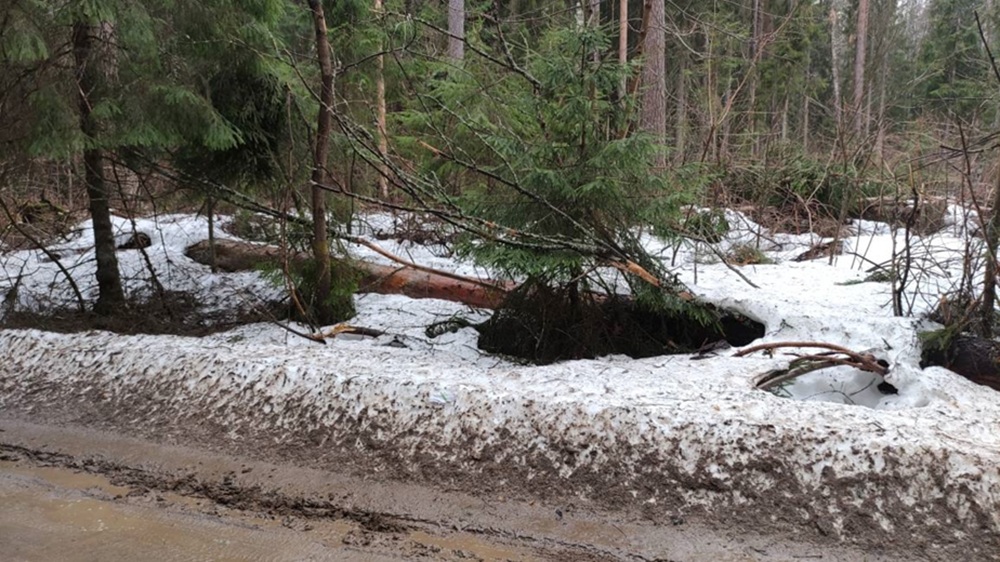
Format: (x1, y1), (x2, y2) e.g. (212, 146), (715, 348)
(2, 0), (999, 343)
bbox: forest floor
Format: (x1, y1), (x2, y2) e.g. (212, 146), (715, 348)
(0, 418), (916, 562)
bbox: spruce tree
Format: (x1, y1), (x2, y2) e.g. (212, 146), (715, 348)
(919, 0), (991, 121)
(399, 25), (717, 361)
(1, 0), (288, 315)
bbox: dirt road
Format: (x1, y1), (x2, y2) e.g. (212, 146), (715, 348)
(0, 460), (538, 562)
(0, 418), (926, 562)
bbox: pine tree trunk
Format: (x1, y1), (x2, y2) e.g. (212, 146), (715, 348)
(639, 0), (666, 170)
(307, 0), (335, 324)
(72, 21), (124, 316)
(447, 0), (464, 63)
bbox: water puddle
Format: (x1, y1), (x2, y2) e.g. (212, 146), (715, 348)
(0, 459), (544, 561)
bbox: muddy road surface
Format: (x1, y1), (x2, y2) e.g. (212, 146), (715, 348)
(0, 418), (920, 561)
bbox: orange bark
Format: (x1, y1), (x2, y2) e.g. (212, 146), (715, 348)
(185, 239), (510, 309)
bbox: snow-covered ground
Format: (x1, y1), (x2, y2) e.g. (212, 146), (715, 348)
(1, 208), (999, 553)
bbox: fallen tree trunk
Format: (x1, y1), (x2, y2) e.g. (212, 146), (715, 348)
(852, 195), (947, 235)
(185, 239), (510, 309)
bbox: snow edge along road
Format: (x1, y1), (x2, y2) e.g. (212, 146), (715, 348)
(0, 328), (998, 556)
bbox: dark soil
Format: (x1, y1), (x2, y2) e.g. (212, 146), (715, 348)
(477, 284), (764, 364)
(1, 291), (286, 337)
(920, 332), (1000, 392)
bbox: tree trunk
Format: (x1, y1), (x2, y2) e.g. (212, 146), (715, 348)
(184, 239), (509, 309)
(801, 85), (809, 153)
(781, 95), (789, 144)
(875, 68), (887, 160)
(207, 196), (217, 273)
(639, 0), (666, 170)
(447, 0), (464, 63)
(853, 0), (869, 138)
(72, 21), (125, 316)
(375, 0), (388, 199)
(307, 0), (336, 324)
(829, 4), (844, 134)
(619, 0), (628, 98)
(674, 51), (687, 165)
(982, 152), (1000, 338)
(749, 0), (762, 157)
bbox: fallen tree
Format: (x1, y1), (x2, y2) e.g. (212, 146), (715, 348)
(185, 238), (765, 363)
(185, 239), (510, 309)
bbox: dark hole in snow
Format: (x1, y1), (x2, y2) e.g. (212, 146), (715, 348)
(475, 284), (764, 365)
(116, 231), (152, 250)
(2, 290), (286, 337)
(920, 332), (1000, 392)
(877, 381), (898, 394)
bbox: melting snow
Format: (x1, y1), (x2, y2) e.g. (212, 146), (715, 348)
(1, 208), (999, 542)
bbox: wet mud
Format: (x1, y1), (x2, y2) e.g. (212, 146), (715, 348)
(0, 418), (935, 562)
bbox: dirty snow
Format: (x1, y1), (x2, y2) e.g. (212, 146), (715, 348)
(1, 208), (999, 547)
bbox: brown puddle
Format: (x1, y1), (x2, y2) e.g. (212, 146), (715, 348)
(0, 460), (543, 561)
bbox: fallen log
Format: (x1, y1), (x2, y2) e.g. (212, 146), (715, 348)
(852, 195), (947, 235)
(185, 239), (510, 309)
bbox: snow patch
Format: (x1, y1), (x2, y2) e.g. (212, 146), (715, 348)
(2, 208), (1000, 544)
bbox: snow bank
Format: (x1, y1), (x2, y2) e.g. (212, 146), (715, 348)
(1, 321), (998, 549)
(2, 209), (1000, 552)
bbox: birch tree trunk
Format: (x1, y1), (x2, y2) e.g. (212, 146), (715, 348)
(447, 0), (464, 63)
(875, 71), (886, 160)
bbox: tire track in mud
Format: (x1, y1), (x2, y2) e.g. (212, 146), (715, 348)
(0, 441), (634, 562)
(0, 418), (952, 562)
